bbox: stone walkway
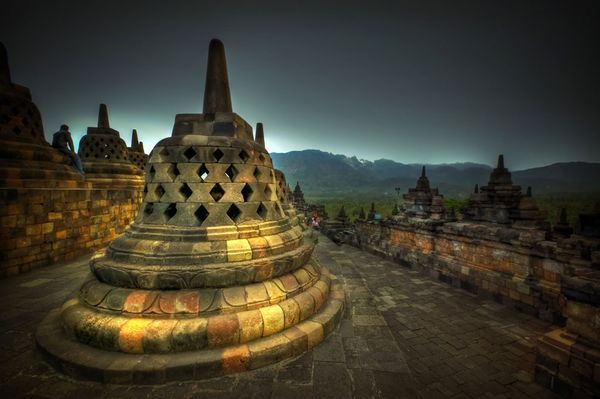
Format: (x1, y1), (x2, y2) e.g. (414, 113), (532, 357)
(0, 233), (561, 398)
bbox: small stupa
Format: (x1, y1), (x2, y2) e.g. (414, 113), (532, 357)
(463, 154), (546, 228)
(77, 104), (143, 187)
(0, 42), (85, 186)
(402, 166), (446, 220)
(127, 129), (150, 170)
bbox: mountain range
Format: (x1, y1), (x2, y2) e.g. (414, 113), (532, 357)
(270, 150), (600, 198)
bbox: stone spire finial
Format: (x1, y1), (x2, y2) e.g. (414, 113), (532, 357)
(255, 123), (265, 147)
(131, 129), (139, 149)
(474, 184), (479, 194)
(421, 166), (426, 177)
(97, 104), (110, 128)
(0, 42), (11, 88)
(203, 39), (232, 114)
(497, 154), (505, 169)
(138, 141), (145, 153)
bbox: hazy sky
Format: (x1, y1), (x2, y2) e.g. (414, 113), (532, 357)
(2, 0), (599, 169)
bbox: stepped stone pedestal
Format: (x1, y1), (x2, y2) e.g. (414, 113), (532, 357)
(36, 39), (343, 383)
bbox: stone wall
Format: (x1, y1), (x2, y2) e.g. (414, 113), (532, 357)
(349, 219), (600, 395)
(352, 220), (596, 323)
(0, 181), (143, 277)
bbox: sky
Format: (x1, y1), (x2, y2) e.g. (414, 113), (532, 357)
(1, 0), (599, 170)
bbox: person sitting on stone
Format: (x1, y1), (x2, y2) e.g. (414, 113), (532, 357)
(52, 124), (84, 174)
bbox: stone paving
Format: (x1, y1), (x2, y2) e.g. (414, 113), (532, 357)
(0, 233), (561, 398)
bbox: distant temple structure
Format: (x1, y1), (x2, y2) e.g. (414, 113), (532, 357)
(292, 181), (306, 213)
(401, 166), (445, 220)
(127, 129), (150, 170)
(36, 39), (343, 383)
(462, 155), (547, 229)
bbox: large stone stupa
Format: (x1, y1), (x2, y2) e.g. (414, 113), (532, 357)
(36, 39), (344, 383)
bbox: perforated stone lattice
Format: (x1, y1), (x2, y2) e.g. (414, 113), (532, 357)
(140, 144), (284, 226)
(275, 170), (291, 204)
(128, 151), (149, 170)
(0, 95), (45, 143)
(79, 133), (129, 162)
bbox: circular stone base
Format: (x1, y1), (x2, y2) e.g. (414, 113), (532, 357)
(36, 280), (344, 384)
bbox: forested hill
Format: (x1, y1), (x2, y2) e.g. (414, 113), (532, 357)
(270, 150), (600, 197)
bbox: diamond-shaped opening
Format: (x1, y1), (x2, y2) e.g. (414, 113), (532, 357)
(183, 147), (197, 160)
(195, 205), (209, 225)
(179, 183), (193, 200)
(213, 148), (224, 162)
(253, 167), (262, 180)
(143, 185), (148, 195)
(264, 185), (272, 200)
(225, 164), (238, 182)
(257, 202), (268, 219)
(198, 164), (209, 181)
(258, 153), (266, 163)
(227, 204), (242, 223)
(167, 163), (181, 181)
(239, 150), (250, 163)
(159, 147), (170, 158)
(209, 183), (225, 202)
(144, 203), (154, 215)
(164, 203), (177, 220)
(241, 183), (253, 202)
(155, 184), (165, 199)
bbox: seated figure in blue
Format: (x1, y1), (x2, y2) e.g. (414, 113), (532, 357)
(52, 124), (84, 174)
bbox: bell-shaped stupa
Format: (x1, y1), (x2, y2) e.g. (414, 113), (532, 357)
(77, 104), (144, 187)
(36, 39), (344, 383)
(0, 42), (85, 185)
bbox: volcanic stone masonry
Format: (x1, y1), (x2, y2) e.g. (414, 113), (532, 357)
(36, 38), (344, 383)
(339, 156), (600, 397)
(127, 128), (150, 171)
(292, 181), (306, 214)
(0, 43), (146, 277)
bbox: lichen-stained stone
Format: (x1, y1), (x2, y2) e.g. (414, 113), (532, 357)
(294, 292), (316, 321)
(207, 314), (240, 348)
(278, 298), (301, 328)
(222, 345), (250, 375)
(36, 38), (343, 383)
(296, 320), (324, 350)
(171, 318), (208, 351)
(259, 305), (285, 337)
(237, 310), (263, 342)
(118, 319), (153, 353)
